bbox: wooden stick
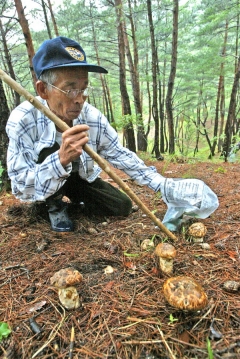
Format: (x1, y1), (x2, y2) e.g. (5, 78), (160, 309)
(0, 68), (177, 241)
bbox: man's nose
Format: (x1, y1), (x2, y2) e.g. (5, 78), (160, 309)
(73, 92), (85, 103)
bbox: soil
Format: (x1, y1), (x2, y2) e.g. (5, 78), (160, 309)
(0, 159), (239, 359)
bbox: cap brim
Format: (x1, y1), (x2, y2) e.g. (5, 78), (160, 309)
(47, 63), (108, 74)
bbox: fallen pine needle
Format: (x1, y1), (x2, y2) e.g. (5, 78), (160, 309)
(31, 301), (67, 359)
(157, 326), (177, 359)
(68, 325), (75, 359)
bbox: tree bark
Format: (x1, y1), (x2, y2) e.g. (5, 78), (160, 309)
(147, 0), (161, 159)
(212, 21), (228, 157)
(41, 0), (52, 39)
(89, 2), (114, 124)
(0, 18), (20, 108)
(47, 0), (59, 36)
(126, 0), (147, 151)
(14, 0), (37, 87)
(223, 55), (240, 161)
(115, 0), (136, 152)
(0, 79), (10, 190)
(165, 0), (179, 154)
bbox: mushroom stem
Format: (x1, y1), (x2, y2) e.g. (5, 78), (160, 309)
(159, 257), (173, 274)
(193, 236), (203, 243)
(58, 287), (81, 310)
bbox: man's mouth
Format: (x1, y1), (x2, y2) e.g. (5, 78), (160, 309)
(69, 108), (82, 115)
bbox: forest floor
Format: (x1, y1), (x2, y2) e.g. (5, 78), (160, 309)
(0, 158), (239, 359)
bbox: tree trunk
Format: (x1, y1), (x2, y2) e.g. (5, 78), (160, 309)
(14, 0), (37, 87)
(165, 0), (179, 154)
(212, 20), (228, 157)
(147, 0), (161, 159)
(41, 0), (52, 39)
(115, 0), (136, 152)
(0, 18), (20, 108)
(89, 2), (114, 124)
(104, 77), (115, 125)
(157, 51), (165, 155)
(47, 0), (59, 36)
(217, 79), (225, 153)
(145, 50), (151, 140)
(234, 0), (239, 73)
(126, 0), (147, 151)
(223, 55), (240, 161)
(0, 80), (10, 190)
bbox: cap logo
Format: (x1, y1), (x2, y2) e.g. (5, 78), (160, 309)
(65, 47), (84, 61)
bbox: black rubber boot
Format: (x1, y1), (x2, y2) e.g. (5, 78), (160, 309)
(46, 197), (73, 232)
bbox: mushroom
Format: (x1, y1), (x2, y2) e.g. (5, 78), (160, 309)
(155, 243), (177, 274)
(141, 238), (155, 251)
(50, 267), (83, 309)
(223, 280), (240, 292)
(163, 275), (208, 311)
(188, 222), (207, 243)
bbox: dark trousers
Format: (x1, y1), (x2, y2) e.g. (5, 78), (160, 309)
(37, 143), (132, 217)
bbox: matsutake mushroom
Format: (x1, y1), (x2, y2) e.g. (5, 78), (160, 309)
(155, 243), (177, 274)
(50, 267), (83, 309)
(163, 275), (208, 311)
(188, 222), (207, 243)
(223, 280), (240, 292)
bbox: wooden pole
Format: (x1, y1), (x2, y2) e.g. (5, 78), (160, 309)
(0, 69), (177, 241)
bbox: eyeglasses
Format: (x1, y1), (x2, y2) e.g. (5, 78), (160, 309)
(45, 82), (93, 99)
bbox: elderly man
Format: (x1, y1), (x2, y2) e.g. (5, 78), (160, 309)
(6, 36), (166, 232)
(6, 36), (218, 232)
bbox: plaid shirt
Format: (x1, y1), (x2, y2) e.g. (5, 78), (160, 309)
(6, 97), (164, 202)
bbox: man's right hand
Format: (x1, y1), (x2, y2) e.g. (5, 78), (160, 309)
(58, 124), (90, 167)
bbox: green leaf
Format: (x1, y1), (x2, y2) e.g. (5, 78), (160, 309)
(207, 338), (214, 359)
(168, 314), (178, 324)
(0, 322), (11, 341)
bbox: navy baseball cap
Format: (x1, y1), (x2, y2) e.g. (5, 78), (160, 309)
(33, 36), (108, 78)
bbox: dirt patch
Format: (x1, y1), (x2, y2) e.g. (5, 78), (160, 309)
(0, 160), (239, 358)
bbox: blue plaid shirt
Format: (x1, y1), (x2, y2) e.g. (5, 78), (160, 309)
(6, 97), (164, 202)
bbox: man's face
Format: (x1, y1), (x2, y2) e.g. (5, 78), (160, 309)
(44, 67), (89, 124)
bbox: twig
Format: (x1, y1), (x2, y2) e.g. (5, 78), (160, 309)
(157, 326), (177, 359)
(104, 318), (121, 359)
(191, 303), (215, 330)
(0, 270), (29, 288)
(123, 339), (163, 344)
(3, 264), (23, 270)
(68, 325), (75, 359)
(129, 280), (137, 307)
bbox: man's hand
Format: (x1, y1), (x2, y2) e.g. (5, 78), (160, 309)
(58, 124), (90, 167)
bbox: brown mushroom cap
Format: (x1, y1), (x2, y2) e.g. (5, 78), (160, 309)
(163, 276), (208, 310)
(188, 222), (207, 238)
(155, 243), (176, 259)
(50, 267), (83, 288)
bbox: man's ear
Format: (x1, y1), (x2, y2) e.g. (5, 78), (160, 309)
(36, 81), (48, 99)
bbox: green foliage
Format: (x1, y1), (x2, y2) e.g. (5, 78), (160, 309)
(0, 162), (4, 186)
(0, 322), (11, 341)
(115, 113), (147, 132)
(206, 338), (214, 359)
(214, 166), (226, 174)
(168, 314), (178, 324)
(123, 251), (139, 258)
